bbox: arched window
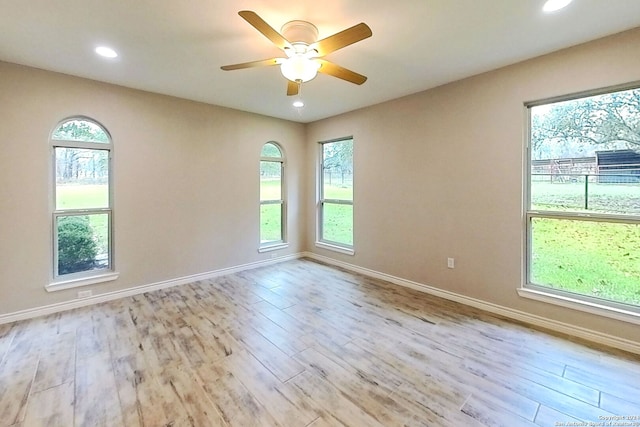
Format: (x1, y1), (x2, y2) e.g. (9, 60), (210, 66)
(259, 142), (286, 249)
(50, 117), (115, 285)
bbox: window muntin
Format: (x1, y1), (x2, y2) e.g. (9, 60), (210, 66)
(260, 142), (286, 247)
(526, 86), (640, 311)
(51, 117), (113, 280)
(319, 138), (354, 248)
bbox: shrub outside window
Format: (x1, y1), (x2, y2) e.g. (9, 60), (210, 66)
(260, 142), (286, 248)
(318, 138), (354, 250)
(526, 86), (640, 313)
(51, 117), (113, 281)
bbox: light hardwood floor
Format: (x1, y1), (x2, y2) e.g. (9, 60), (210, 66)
(1, 259), (640, 426)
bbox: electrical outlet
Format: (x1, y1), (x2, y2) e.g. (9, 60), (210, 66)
(77, 290), (92, 298)
(447, 258), (455, 269)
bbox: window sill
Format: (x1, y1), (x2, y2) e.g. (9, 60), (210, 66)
(47, 271), (119, 292)
(258, 243), (289, 253)
(315, 241), (355, 256)
(518, 287), (640, 326)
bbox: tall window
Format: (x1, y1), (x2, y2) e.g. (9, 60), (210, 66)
(260, 142), (286, 248)
(526, 86), (640, 312)
(318, 138), (354, 250)
(51, 117), (113, 282)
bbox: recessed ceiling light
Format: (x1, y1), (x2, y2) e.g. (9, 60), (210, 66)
(543, 0), (573, 13)
(293, 100), (304, 108)
(95, 46), (118, 58)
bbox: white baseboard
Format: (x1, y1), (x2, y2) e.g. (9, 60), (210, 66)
(0, 253), (300, 325)
(303, 252), (640, 355)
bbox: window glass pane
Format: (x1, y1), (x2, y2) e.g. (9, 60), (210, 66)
(322, 203), (353, 246)
(56, 213), (110, 275)
(261, 143), (282, 158)
(530, 88), (640, 216)
(530, 217), (640, 306)
(260, 161), (281, 201)
(260, 203), (282, 243)
(322, 140), (353, 201)
(55, 147), (109, 210)
(52, 119), (109, 143)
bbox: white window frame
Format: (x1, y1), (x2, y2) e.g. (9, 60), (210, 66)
(316, 137), (354, 255)
(258, 142), (288, 252)
(520, 85), (640, 323)
(48, 117), (118, 291)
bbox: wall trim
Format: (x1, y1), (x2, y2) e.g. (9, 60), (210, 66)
(302, 252), (640, 355)
(0, 254), (300, 325)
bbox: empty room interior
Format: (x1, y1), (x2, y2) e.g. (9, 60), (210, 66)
(1, 0), (640, 425)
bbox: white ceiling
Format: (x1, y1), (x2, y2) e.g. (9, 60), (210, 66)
(2, 0), (640, 123)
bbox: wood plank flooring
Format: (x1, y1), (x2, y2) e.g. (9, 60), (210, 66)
(1, 258), (640, 426)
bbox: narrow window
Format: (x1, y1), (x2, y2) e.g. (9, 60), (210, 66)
(51, 117), (114, 283)
(318, 138), (354, 251)
(526, 86), (640, 312)
(260, 142), (286, 249)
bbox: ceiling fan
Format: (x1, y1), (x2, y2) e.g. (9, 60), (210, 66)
(221, 11), (372, 96)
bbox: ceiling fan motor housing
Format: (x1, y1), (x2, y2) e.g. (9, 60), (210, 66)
(281, 20), (319, 47)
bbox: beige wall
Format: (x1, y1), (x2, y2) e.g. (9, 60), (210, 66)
(0, 62), (305, 314)
(306, 28), (640, 343)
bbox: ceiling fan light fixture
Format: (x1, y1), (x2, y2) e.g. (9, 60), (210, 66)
(281, 55), (320, 83)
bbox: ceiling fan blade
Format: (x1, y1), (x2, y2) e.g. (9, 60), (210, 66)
(311, 23), (372, 57)
(287, 80), (300, 96)
(316, 59), (367, 85)
(221, 58), (284, 71)
(238, 10), (292, 51)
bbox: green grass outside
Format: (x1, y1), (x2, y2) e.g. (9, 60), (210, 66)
(531, 218), (640, 305)
(260, 204), (282, 243)
(56, 184), (108, 210)
(56, 184), (109, 255)
(260, 178), (281, 201)
(322, 181), (353, 200)
(321, 203), (353, 246)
